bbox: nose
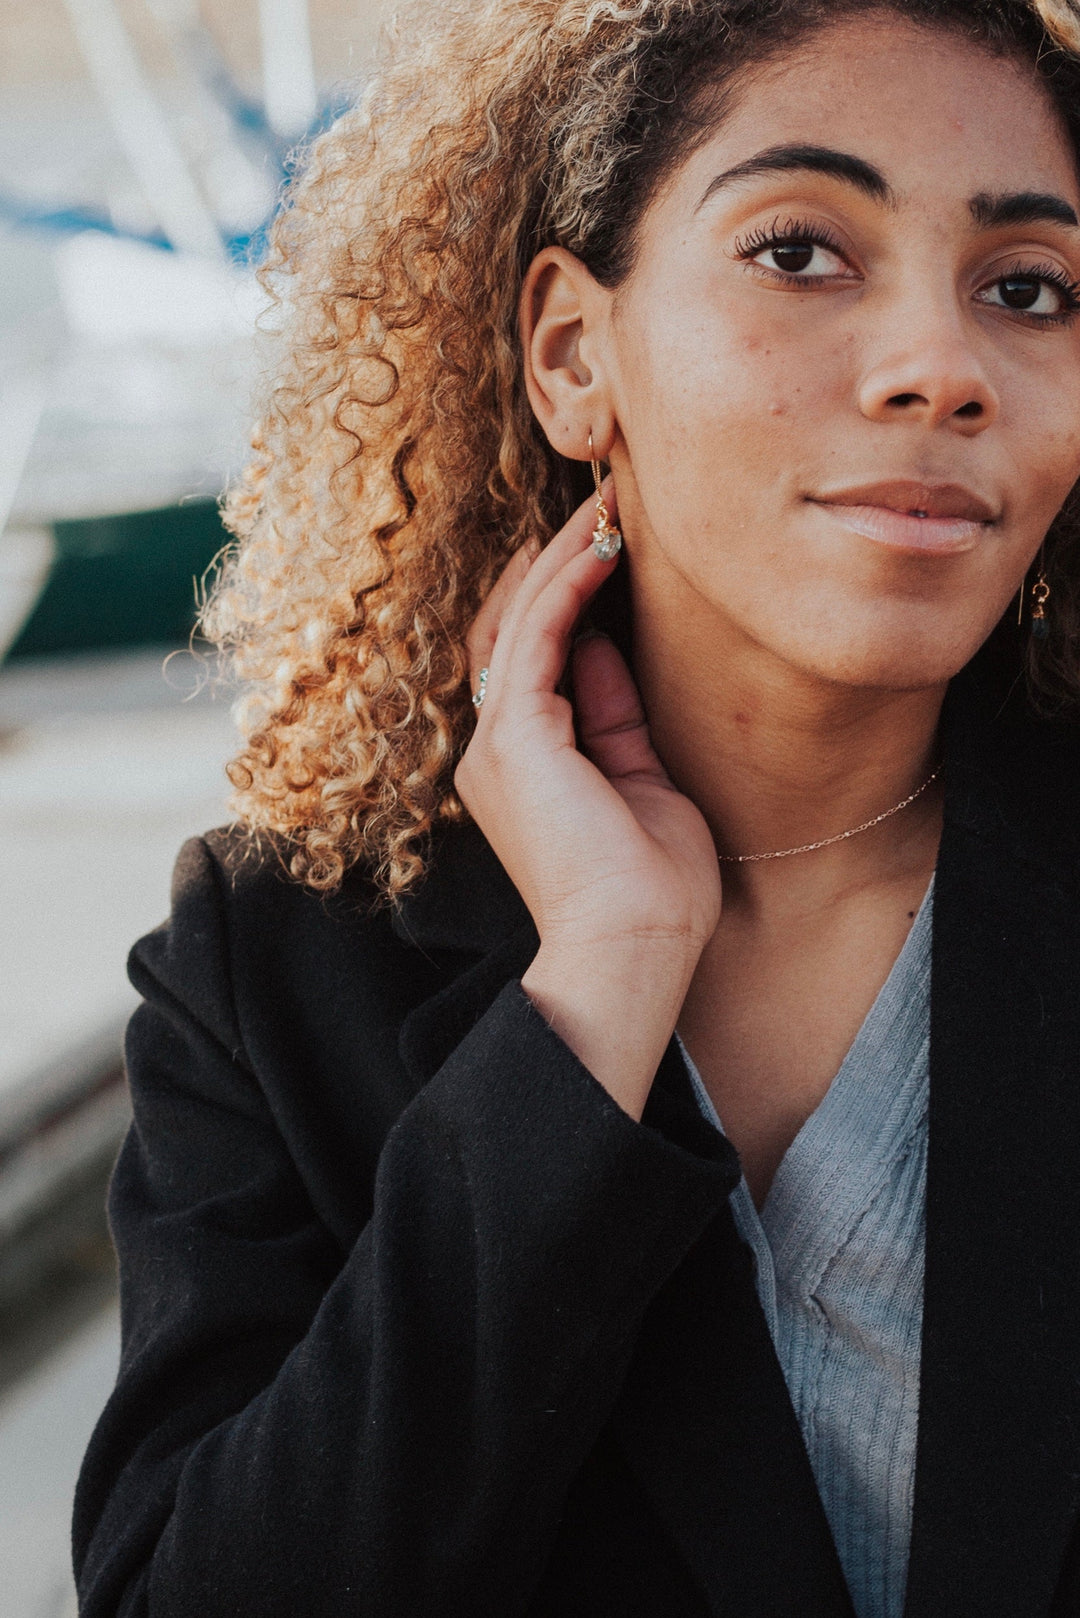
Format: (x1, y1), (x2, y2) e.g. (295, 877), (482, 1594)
(856, 290), (1000, 434)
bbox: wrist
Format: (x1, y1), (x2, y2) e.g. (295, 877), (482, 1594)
(521, 936), (702, 1121)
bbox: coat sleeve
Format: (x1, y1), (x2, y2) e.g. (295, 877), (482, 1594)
(73, 837), (739, 1618)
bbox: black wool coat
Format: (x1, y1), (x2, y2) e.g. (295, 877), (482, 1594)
(74, 663), (1080, 1618)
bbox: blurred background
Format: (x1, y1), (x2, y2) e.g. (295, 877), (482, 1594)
(0, 3), (387, 1611)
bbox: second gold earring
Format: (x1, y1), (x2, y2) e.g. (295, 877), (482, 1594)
(588, 432), (622, 561)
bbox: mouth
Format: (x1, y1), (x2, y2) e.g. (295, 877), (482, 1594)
(808, 480), (998, 555)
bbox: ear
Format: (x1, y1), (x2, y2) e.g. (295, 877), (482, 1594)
(519, 246), (617, 462)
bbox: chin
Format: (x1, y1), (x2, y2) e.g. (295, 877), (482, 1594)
(755, 604), (992, 694)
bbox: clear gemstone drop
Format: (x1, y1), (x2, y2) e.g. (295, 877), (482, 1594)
(592, 525), (622, 561)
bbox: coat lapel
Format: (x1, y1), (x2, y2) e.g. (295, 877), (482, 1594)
(906, 675), (1080, 1617)
(611, 1049), (856, 1616)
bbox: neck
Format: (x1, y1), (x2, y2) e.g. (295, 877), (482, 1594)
(630, 569), (947, 909)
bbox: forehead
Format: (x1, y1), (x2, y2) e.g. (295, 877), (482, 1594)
(671, 15), (1080, 212)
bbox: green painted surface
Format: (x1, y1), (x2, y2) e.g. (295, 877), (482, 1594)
(8, 502), (229, 661)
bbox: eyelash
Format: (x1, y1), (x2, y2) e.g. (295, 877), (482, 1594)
(994, 259), (1080, 326)
(732, 215), (848, 274)
(731, 218), (1080, 327)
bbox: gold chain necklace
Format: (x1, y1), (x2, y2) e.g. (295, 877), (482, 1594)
(717, 764), (943, 864)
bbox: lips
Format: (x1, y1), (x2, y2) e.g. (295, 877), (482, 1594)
(808, 480), (997, 555)
(812, 481), (997, 522)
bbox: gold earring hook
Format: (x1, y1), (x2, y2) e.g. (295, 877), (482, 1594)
(588, 430), (604, 497)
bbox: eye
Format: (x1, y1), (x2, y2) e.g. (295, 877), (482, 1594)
(733, 217), (856, 283)
(761, 237), (841, 276)
(976, 264), (1080, 322)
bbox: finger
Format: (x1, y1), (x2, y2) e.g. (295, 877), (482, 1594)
(466, 544), (533, 684)
(475, 477), (621, 715)
(489, 540), (619, 712)
(572, 632), (671, 785)
(496, 478), (620, 648)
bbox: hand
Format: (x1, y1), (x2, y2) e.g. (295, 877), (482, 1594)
(454, 488), (722, 1118)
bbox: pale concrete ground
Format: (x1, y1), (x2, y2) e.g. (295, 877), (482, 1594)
(0, 1301), (120, 1618)
(0, 646), (237, 1102)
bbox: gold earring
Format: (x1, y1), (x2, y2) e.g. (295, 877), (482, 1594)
(1020, 544), (1051, 640)
(588, 431), (622, 561)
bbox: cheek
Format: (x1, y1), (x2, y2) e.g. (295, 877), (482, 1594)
(1001, 356), (1080, 528)
(617, 301), (825, 526)
(1018, 413), (1080, 530)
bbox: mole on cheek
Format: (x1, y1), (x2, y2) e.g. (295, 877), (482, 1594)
(769, 400), (787, 416)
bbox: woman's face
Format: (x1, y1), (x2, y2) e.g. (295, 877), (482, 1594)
(589, 15), (1080, 691)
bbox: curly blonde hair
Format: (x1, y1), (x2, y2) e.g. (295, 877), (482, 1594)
(203, 0), (1080, 897)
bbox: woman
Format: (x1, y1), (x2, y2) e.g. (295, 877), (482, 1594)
(75, 1), (1080, 1614)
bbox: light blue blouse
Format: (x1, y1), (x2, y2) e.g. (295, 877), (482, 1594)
(678, 876), (932, 1618)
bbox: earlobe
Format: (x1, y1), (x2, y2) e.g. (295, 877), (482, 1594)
(520, 246), (615, 461)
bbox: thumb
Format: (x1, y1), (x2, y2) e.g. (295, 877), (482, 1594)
(571, 632), (671, 785)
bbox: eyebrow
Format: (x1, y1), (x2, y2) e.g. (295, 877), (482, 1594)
(969, 190), (1079, 230)
(698, 146), (1080, 233)
(697, 144), (894, 210)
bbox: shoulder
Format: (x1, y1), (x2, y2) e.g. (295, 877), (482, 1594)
(174, 824), (392, 950)
(128, 826), (435, 1071)
(132, 819), (526, 1068)
(182, 817), (527, 959)
(946, 665), (1080, 889)
(155, 818), (437, 985)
